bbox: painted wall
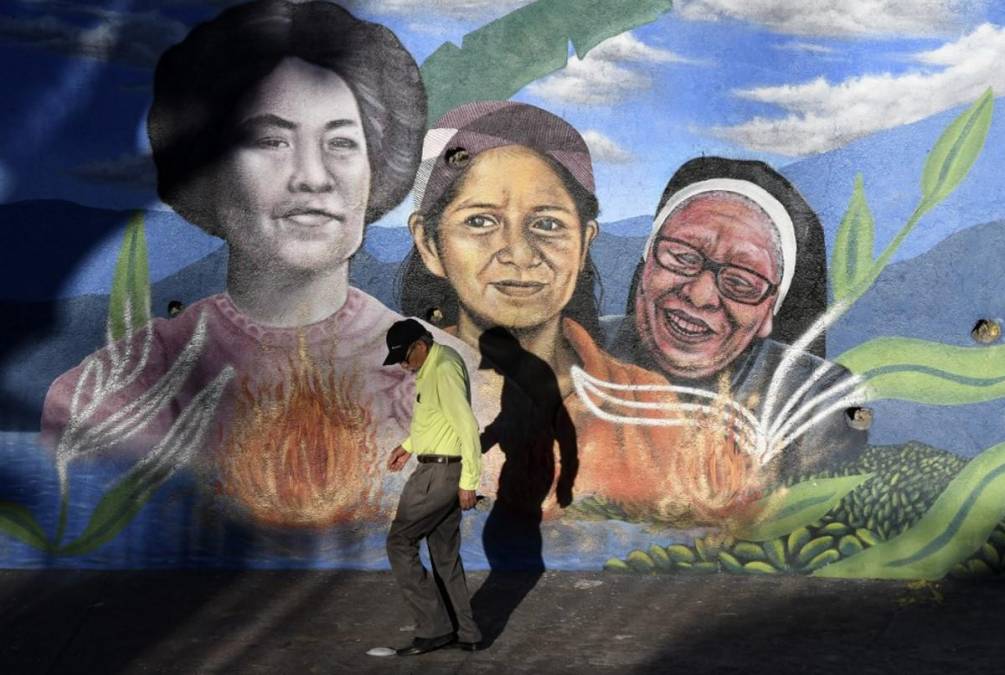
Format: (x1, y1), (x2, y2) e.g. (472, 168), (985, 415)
(2, 0), (1005, 580)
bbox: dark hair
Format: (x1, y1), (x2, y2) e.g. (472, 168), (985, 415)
(613, 156), (828, 359)
(148, 0), (425, 233)
(397, 151), (603, 338)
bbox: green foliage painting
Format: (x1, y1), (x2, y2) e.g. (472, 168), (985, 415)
(107, 210), (150, 342)
(815, 441), (1005, 579)
(607, 444), (1005, 579)
(836, 338), (1005, 406)
(829, 89), (993, 308)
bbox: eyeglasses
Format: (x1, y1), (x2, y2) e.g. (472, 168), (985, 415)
(652, 237), (777, 305)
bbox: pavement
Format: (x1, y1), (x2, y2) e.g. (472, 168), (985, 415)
(2, 570), (1003, 674)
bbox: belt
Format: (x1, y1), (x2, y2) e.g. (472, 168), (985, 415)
(416, 454), (462, 464)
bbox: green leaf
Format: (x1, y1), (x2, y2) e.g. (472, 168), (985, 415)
(920, 87), (994, 215)
(829, 174), (875, 302)
(733, 474), (874, 542)
(57, 465), (164, 557)
(57, 366), (232, 557)
(837, 91), (995, 306)
(814, 441), (1005, 580)
(107, 210), (150, 341)
(836, 337), (1005, 405)
(0, 502), (51, 551)
(421, 0), (674, 122)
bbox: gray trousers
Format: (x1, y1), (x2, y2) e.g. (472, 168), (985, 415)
(386, 462), (481, 642)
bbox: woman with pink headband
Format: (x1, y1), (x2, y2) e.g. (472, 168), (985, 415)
(397, 102), (780, 528)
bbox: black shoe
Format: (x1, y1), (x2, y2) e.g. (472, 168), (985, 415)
(454, 640), (482, 652)
(396, 634), (455, 656)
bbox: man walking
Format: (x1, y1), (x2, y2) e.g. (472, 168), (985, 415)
(382, 319), (483, 655)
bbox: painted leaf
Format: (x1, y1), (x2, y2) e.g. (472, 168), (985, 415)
(421, 0), (674, 122)
(107, 210), (150, 342)
(57, 465), (164, 557)
(814, 441), (1005, 580)
(0, 502), (51, 551)
(851, 91), (995, 300)
(919, 87), (994, 215)
(733, 474), (873, 542)
(829, 174), (875, 302)
(836, 337), (1005, 405)
(58, 367), (231, 557)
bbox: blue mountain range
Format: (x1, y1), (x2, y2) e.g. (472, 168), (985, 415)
(4, 96), (1001, 304)
(2, 98), (1003, 447)
(780, 96), (1005, 265)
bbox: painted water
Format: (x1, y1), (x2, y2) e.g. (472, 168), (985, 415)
(0, 432), (693, 570)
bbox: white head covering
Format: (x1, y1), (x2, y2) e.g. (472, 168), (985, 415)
(643, 178), (798, 314)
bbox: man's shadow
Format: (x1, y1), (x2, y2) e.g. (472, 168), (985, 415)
(470, 327), (578, 647)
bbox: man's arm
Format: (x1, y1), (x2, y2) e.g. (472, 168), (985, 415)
(437, 359), (482, 508)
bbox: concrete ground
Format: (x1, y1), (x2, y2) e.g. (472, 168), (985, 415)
(1, 570), (1003, 674)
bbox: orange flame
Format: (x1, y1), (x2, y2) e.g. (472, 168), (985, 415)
(216, 346), (382, 528)
(632, 376), (766, 526)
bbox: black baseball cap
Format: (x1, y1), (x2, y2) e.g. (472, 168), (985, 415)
(383, 319), (430, 366)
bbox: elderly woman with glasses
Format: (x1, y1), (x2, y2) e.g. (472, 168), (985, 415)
(611, 156), (867, 480)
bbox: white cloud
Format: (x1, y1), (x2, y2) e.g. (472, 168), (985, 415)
(526, 32), (698, 106)
(405, 21), (455, 37)
(774, 41), (835, 55)
(585, 31), (695, 64)
(582, 130), (634, 164)
(526, 56), (649, 105)
(713, 23), (1005, 156)
(0, 8), (188, 67)
(676, 0), (987, 37)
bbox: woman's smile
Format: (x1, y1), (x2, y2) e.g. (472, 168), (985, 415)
(416, 146), (596, 333)
(278, 205), (345, 228)
(661, 307), (717, 342)
(219, 58), (371, 273)
(489, 279), (547, 297)
(275, 206), (346, 240)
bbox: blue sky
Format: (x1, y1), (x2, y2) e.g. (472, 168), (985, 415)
(1, 0), (1003, 225)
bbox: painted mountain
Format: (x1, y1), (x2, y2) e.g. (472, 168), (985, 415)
(0, 201), (650, 429)
(779, 96), (1005, 265)
(4, 211), (1005, 459)
(3, 95), (1004, 442)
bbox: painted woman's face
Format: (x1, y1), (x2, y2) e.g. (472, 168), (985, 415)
(215, 57), (371, 273)
(415, 146), (597, 332)
(634, 192), (781, 380)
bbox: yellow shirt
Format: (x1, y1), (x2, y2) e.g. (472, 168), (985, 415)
(401, 342), (482, 491)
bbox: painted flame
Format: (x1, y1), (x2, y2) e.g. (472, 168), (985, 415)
(216, 346), (382, 528)
(633, 376), (766, 526)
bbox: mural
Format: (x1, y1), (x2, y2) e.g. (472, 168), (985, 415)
(2, 0), (1005, 582)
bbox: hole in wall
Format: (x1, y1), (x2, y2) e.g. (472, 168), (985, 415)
(845, 407), (873, 431)
(971, 319), (1001, 345)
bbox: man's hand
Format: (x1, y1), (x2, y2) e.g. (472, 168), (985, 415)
(387, 445), (410, 472)
(458, 488), (477, 510)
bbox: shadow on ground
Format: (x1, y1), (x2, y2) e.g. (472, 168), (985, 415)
(2, 571), (1004, 674)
